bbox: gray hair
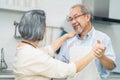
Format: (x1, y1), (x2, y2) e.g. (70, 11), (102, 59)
(19, 10), (46, 41)
(71, 4), (92, 21)
(72, 4), (91, 14)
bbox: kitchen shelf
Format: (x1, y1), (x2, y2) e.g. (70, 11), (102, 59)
(0, 6), (38, 12)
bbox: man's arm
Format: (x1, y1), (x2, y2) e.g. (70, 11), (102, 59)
(94, 39), (116, 70)
(98, 55), (115, 70)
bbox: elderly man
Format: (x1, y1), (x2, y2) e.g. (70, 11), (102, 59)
(56, 4), (116, 80)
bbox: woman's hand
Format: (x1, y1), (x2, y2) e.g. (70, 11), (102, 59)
(51, 32), (76, 52)
(64, 32), (76, 39)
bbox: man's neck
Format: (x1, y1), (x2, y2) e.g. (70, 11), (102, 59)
(79, 23), (92, 39)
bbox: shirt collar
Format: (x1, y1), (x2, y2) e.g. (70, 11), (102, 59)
(76, 26), (95, 40)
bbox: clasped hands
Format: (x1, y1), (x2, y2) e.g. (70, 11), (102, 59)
(65, 32), (106, 59)
(92, 40), (106, 59)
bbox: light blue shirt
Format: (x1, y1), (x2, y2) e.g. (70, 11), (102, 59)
(55, 27), (116, 80)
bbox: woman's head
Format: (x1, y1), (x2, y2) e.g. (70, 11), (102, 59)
(19, 10), (46, 41)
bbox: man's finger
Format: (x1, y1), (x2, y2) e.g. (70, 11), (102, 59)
(97, 40), (101, 44)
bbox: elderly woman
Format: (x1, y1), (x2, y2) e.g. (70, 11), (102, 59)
(13, 10), (105, 80)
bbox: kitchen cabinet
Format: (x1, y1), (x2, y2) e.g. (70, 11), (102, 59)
(0, 0), (37, 12)
(82, 0), (109, 18)
(83, 0), (120, 23)
(108, 72), (120, 80)
(0, 78), (14, 80)
(0, 70), (120, 80)
(0, 70), (14, 80)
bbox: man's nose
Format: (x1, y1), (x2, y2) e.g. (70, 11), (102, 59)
(71, 19), (77, 25)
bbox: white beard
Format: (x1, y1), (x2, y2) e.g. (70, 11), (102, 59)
(76, 29), (83, 35)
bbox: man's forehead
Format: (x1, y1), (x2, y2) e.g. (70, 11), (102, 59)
(70, 7), (82, 16)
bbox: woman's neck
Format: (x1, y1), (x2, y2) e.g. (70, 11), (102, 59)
(22, 40), (39, 48)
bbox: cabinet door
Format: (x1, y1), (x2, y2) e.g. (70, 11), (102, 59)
(109, 77), (120, 80)
(0, 78), (14, 80)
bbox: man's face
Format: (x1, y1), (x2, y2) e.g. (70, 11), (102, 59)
(68, 7), (89, 34)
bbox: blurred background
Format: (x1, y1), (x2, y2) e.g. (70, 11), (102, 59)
(0, 0), (120, 80)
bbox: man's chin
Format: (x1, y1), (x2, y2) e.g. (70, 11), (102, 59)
(76, 29), (83, 35)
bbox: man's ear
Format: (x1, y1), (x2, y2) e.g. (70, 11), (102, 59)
(86, 13), (91, 21)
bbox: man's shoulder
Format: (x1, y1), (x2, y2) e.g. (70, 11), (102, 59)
(62, 36), (77, 46)
(95, 30), (110, 39)
(66, 36), (77, 42)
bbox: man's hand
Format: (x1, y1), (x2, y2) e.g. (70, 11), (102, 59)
(92, 40), (115, 70)
(93, 40), (106, 59)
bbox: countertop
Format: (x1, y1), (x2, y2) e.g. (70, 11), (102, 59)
(0, 70), (14, 78)
(0, 70), (120, 79)
(109, 72), (120, 78)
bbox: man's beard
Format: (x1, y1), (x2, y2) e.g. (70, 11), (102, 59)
(76, 29), (83, 35)
(75, 23), (83, 35)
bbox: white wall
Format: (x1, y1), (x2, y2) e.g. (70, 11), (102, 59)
(0, 10), (23, 70)
(36, 0), (82, 27)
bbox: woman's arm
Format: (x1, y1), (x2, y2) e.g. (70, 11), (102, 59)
(19, 40), (105, 78)
(74, 50), (94, 72)
(74, 40), (106, 72)
(42, 40), (105, 78)
(51, 32), (76, 52)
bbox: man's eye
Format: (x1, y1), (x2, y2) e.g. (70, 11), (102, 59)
(68, 18), (73, 21)
(74, 16), (78, 19)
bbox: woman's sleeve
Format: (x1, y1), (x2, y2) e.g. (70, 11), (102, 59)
(40, 57), (76, 78)
(40, 45), (55, 57)
(22, 50), (76, 78)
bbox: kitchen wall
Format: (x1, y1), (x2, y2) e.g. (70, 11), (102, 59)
(0, 10), (22, 70)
